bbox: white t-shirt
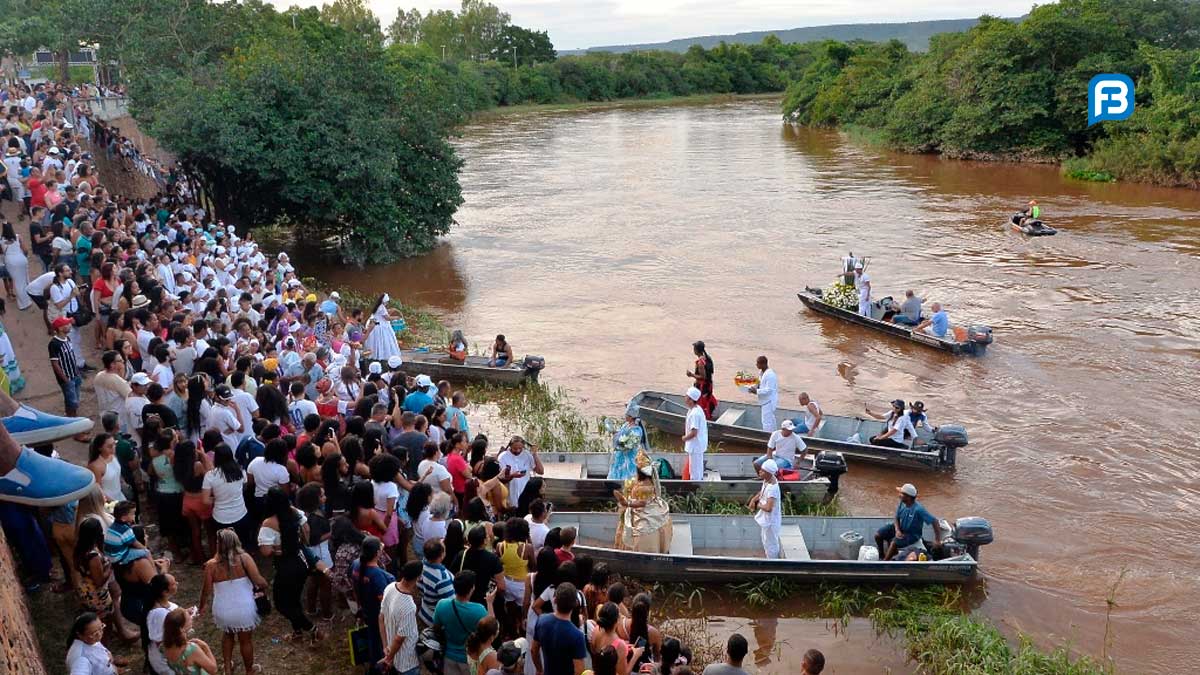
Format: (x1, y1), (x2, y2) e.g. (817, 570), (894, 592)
(498, 450), (536, 507)
(146, 602), (180, 675)
(203, 468), (248, 524)
(380, 583), (420, 673)
(418, 459), (452, 493)
(767, 430), (805, 466)
(247, 457), (290, 498)
(414, 510), (447, 543)
(684, 405), (708, 455)
(856, 272), (871, 301)
(230, 390), (259, 443)
(66, 639), (117, 675)
(287, 398), (318, 429)
(886, 414), (918, 447)
(373, 480), (399, 513)
(754, 481), (782, 528)
(151, 362), (174, 389)
(801, 400), (822, 432)
(50, 279), (78, 314)
(526, 516), (550, 550)
(206, 403), (242, 452)
(123, 394), (149, 434)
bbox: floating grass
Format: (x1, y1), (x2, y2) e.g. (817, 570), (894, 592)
(466, 381), (611, 454)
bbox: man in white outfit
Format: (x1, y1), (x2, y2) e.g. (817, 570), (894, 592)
(854, 261), (872, 318)
(751, 459), (782, 559)
(748, 356), (778, 432)
(681, 386), (708, 480)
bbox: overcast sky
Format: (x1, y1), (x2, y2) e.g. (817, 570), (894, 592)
(270, 0), (1038, 50)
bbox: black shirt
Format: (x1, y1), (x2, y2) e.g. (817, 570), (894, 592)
(141, 403), (179, 430)
(449, 546), (504, 605)
(392, 430), (429, 480)
(48, 336), (79, 382)
(29, 222), (51, 256)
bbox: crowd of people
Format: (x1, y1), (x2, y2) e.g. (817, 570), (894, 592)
(0, 81), (839, 675)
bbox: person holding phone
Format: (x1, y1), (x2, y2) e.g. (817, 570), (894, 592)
(498, 436), (542, 509)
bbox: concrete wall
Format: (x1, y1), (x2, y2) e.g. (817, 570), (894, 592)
(0, 526), (47, 675)
(82, 96), (130, 122)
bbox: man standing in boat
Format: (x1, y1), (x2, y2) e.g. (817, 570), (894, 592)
(875, 483), (941, 561)
(687, 340), (717, 420)
(854, 261), (872, 317)
(681, 387), (708, 480)
(749, 459), (782, 559)
(747, 356), (778, 432)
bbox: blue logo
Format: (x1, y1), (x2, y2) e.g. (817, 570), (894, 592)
(1088, 74), (1135, 126)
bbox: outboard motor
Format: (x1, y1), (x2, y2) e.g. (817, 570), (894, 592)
(966, 325), (993, 355)
(929, 424), (968, 468)
(812, 450), (847, 496)
(522, 355), (546, 381)
(953, 516), (994, 562)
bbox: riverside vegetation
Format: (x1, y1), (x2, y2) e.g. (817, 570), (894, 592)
(780, 0), (1200, 189)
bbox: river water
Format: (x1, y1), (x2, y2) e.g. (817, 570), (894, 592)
(311, 98), (1200, 672)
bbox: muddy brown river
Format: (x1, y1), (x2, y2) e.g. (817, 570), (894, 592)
(310, 97), (1200, 672)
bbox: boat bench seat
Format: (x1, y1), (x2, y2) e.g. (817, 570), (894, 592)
(668, 522), (694, 556)
(780, 526), (811, 560)
(541, 462), (586, 479)
(715, 409), (745, 426)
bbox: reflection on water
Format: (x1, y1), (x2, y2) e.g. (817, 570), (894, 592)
(317, 98), (1200, 672)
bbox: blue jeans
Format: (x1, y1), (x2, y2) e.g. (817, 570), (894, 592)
(789, 419), (810, 434)
(60, 376), (82, 410)
(754, 455), (793, 470)
(893, 315), (920, 326)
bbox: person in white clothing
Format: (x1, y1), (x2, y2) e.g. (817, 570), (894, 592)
(66, 612), (119, 675)
(758, 420), (805, 470)
(793, 392), (823, 434)
(854, 262), (872, 318)
(380, 561), (422, 674)
(681, 386), (708, 480)
(227, 374), (259, 444)
(750, 459), (783, 559)
(208, 386), (245, 452)
(498, 437), (542, 508)
(868, 399), (917, 449)
(123, 373), (152, 443)
(747, 356), (778, 432)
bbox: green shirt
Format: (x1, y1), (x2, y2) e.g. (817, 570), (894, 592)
(152, 454), (183, 494)
(115, 435), (137, 470)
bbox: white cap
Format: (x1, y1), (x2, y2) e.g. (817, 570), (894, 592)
(130, 372), (152, 386)
(761, 459), (779, 475)
(854, 261), (864, 270)
(685, 386), (702, 402)
(415, 374), (433, 388)
(387, 355), (403, 369)
(368, 361), (382, 375)
(781, 420), (795, 431)
(897, 483), (918, 497)
(329, 291), (341, 300)
(287, 279), (301, 288)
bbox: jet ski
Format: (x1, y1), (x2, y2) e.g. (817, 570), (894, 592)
(1010, 213), (1057, 236)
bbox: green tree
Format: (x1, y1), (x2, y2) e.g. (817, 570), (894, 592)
(319, 0), (384, 45)
(491, 24), (555, 65)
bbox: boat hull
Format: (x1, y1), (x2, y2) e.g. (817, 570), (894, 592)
(557, 512), (980, 584)
(396, 351), (539, 386)
(632, 391), (957, 471)
(797, 290), (988, 356)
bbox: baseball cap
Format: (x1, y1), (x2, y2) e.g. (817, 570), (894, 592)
(685, 386), (701, 402)
(51, 316), (73, 330)
(781, 420), (795, 431)
(130, 372), (152, 386)
(497, 638), (528, 668)
(897, 483), (917, 497)
(854, 261), (864, 269)
(415, 374), (433, 388)
(215, 384), (234, 400)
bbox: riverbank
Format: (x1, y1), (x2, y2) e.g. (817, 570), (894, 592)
(471, 92), (782, 119)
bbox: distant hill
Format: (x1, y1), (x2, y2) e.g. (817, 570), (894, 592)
(566, 17), (1021, 54)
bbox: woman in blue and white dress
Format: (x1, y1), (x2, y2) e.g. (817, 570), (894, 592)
(0, 301), (25, 395)
(608, 403), (649, 480)
(362, 293), (401, 363)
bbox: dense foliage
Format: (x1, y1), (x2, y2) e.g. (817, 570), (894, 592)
(781, 0), (1200, 187)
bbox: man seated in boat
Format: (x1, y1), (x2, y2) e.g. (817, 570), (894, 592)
(612, 451), (673, 553)
(875, 483), (941, 561)
(488, 334), (514, 367)
(756, 419), (805, 470)
(914, 302), (950, 339)
(889, 290), (924, 327)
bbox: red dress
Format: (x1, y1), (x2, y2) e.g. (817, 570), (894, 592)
(694, 355), (718, 420)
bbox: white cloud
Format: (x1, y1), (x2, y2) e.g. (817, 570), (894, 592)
(268, 0), (1038, 50)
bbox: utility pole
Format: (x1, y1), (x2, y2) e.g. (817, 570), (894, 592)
(513, 46), (517, 69)
(442, 45), (446, 60)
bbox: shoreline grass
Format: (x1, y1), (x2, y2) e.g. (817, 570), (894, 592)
(471, 92), (782, 119)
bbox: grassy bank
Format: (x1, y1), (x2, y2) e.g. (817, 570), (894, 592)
(471, 92), (781, 119)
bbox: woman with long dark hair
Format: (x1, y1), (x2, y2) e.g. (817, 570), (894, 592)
(351, 536), (394, 664)
(258, 486), (325, 641)
(515, 476), (545, 519)
(173, 439), (213, 564)
(321, 451), (351, 516)
(617, 593), (662, 669)
(1, 220), (31, 310)
(362, 293), (401, 362)
(254, 381), (288, 428)
(523, 549), (562, 675)
(202, 444), (253, 552)
(687, 340), (717, 420)
(73, 517), (135, 654)
(160, 608), (218, 674)
(184, 374), (209, 443)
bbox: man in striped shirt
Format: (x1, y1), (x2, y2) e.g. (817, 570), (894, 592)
(48, 317), (83, 419)
(417, 539), (454, 626)
(381, 561), (422, 675)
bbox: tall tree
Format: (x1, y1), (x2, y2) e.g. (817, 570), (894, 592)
(491, 24), (555, 65)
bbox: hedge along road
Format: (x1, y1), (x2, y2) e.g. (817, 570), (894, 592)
(306, 97), (1200, 673)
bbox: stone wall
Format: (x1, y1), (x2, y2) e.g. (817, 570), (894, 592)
(0, 526), (46, 675)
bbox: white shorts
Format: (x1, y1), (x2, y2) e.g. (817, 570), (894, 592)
(503, 576), (526, 604)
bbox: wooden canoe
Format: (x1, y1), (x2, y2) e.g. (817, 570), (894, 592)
(537, 451), (836, 507)
(396, 350), (541, 386)
(554, 511), (982, 584)
(796, 289), (992, 356)
(631, 390), (963, 471)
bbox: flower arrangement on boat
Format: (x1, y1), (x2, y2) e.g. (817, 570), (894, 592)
(822, 282), (858, 311)
(733, 370), (759, 387)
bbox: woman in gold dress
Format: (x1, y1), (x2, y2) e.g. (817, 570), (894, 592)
(613, 451), (673, 553)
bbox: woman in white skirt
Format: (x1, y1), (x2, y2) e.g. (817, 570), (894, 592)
(198, 529), (269, 675)
(1, 222), (31, 310)
(362, 293), (402, 363)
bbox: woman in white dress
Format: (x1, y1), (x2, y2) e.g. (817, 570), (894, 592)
(1, 222), (31, 309)
(198, 529), (268, 675)
(362, 293), (401, 362)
